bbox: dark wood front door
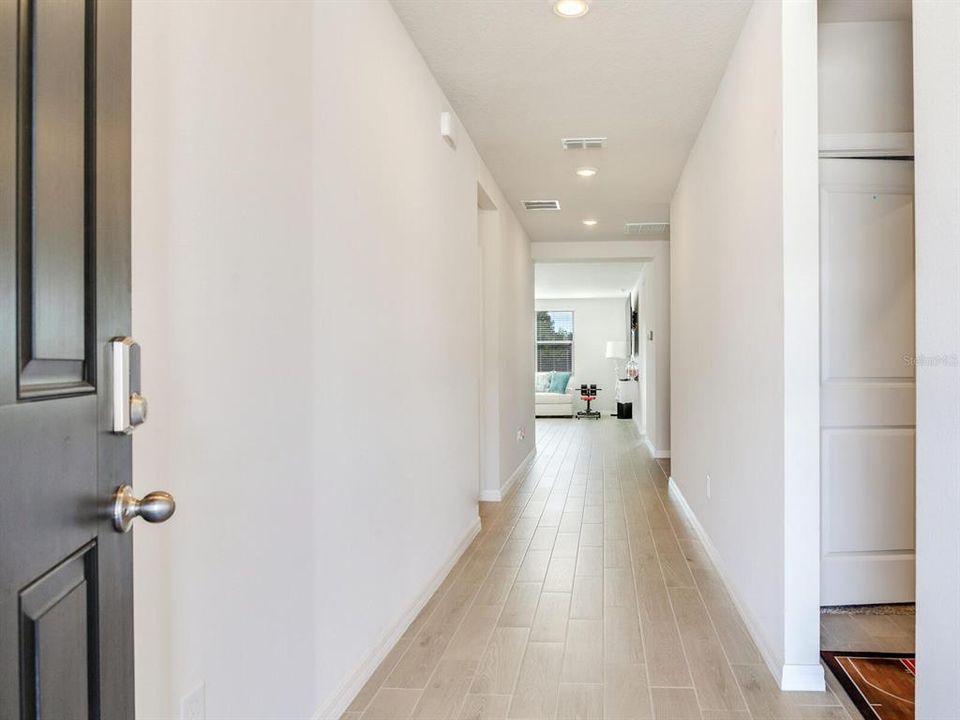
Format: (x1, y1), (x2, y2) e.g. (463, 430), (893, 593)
(0, 1), (133, 718)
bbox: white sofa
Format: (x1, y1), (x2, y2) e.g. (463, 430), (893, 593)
(535, 373), (575, 417)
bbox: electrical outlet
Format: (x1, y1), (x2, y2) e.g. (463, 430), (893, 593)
(180, 683), (205, 720)
(706, 474), (712, 500)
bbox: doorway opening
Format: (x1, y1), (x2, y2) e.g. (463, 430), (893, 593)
(817, 1), (916, 711)
(533, 260), (646, 427)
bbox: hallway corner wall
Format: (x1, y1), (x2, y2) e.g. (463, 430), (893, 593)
(132, 1), (532, 718)
(630, 259), (670, 457)
(670, 0), (821, 692)
(487, 172), (536, 497)
(477, 172), (536, 503)
(913, 2), (960, 717)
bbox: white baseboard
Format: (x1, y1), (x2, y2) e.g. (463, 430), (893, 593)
(667, 478), (824, 693)
(480, 447), (535, 502)
(780, 663), (827, 692)
(314, 517), (483, 719)
(642, 435), (671, 459)
(632, 415), (647, 438)
(642, 436), (655, 457)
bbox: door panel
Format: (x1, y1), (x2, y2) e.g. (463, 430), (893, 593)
(820, 381), (915, 427)
(32, 0), (87, 362)
(820, 158), (916, 606)
(0, 1), (132, 718)
(20, 545), (98, 720)
(823, 429), (916, 552)
(821, 179), (915, 381)
(18, 0), (95, 395)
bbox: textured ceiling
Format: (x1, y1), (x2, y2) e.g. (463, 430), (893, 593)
(535, 261), (645, 299)
(391, 0), (752, 243)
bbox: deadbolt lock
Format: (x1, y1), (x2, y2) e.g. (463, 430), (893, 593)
(109, 337), (148, 434)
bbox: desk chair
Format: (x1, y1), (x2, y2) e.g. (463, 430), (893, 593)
(576, 384), (601, 420)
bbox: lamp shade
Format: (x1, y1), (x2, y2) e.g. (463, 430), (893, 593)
(605, 340), (628, 360)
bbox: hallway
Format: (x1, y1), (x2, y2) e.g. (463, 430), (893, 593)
(343, 420), (853, 720)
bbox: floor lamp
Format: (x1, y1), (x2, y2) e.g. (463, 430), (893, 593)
(606, 340), (628, 392)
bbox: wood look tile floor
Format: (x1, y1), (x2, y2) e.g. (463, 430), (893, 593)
(343, 419), (852, 720)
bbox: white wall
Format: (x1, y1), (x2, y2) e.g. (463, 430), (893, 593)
(478, 203), (501, 499)
(132, 1), (533, 717)
(478, 187), (536, 501)
(531, 242), (670, 455)
(913, 1), (960, 716)
(535, 297), (628, 414)
(781, 0), (822, 689)
(670, 0), (821, 690)
(630, 261), (671, 457)
(495, 198), (536, 487)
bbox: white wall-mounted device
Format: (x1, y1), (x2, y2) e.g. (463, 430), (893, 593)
(440, 111), (456, 148)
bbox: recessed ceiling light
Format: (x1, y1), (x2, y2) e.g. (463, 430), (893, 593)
(575, 166), (598, 178)
(582, 219), (598, 227)
(553, 0), (589, 19)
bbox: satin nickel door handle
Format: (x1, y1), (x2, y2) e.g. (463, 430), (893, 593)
(112, 484), (175, 533)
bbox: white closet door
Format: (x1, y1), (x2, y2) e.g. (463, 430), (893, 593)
(820, 158), (915, 606)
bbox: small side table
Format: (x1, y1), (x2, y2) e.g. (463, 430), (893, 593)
(614, 378), (638, 419)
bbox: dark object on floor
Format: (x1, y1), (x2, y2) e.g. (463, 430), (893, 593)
(576, 384), (601, 420)
(821, 650), (915, 720)
(616, 401), (632, 419)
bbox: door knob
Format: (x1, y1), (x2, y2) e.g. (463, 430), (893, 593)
(112, 484), (175, 533)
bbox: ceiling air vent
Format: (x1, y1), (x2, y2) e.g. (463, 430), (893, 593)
(523, 200), (561, 211)
(624, 222), (669, 235)
(561, 137), (606, 150)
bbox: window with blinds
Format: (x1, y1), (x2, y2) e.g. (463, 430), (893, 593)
(536, 310), (574, 372)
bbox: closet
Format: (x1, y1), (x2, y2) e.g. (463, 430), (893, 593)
(818, 0), (915, 606)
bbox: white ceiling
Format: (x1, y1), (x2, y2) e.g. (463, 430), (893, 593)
(535, 261), (645, 299)
(391, 0), (752, 243)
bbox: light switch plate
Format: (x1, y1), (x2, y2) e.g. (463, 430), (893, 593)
(180, 683), (206, 720)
